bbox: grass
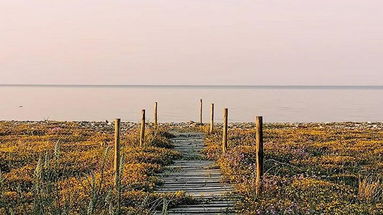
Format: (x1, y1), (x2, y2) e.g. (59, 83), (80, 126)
(0, 121), (191, 214)
(203, 122), (383, 214)
(3, 121), (383, 214)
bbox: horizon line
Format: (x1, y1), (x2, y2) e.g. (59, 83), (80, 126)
(1, 84), (383, 89)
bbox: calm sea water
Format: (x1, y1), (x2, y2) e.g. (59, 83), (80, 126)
(0, 85), (382, 122)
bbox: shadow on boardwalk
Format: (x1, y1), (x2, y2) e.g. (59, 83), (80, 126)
(156, 132), (235, 214)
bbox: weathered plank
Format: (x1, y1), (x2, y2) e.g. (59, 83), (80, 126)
(155, 132), (234, 214)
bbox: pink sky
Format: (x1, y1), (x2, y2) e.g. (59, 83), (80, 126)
(0, 0), (382, 85)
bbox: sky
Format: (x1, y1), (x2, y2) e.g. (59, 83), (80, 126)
(0, 0), (382, 85)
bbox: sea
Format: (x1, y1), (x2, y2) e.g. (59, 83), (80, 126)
(1, 85), (382, 123)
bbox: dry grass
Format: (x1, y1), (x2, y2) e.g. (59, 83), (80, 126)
(358, 176), (383, 203)
(0, 121), (190, 214)
(203, 122), (383, 214)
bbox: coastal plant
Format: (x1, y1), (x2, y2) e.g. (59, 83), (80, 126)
(0, 121), (189, 214)
(358, 175), (383, 203)
(85, 147), (111, 215)
(116, 154), (125, 214)
(0, 170), (8, 214)
(203, 122), (383, 214)
(32, 142), (65, 215)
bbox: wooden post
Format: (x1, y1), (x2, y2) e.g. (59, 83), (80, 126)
(222, 108), (228, 153)
(199, 99), (203, 124)
(154, 102), (158, 127)
(114, 118), (121, 187)
(140, 109), (145, 147)
(209, 103), (214, 134)
(255, 116), (264, 195)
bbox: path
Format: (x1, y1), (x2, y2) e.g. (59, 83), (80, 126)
(156, 132), (234, 214)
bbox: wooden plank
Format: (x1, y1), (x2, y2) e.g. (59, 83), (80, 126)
(158, 186), (231, 192)
(114, 118), (120, 187)
(160, 184), (227, 188)
(168, 207), (233, 212)
(209, 103), (214, 134)
(200, 99), (203, 124)
(174, 203), (234, 208)
(140, 109), (145, 146)
(161, 178), (221, 183)
(160, 173), (222, 178)
(222, 108), (228, 153)
(154, 102), (158, 127)
(155, 132), (234, 214)
(256, 116), (264, 195)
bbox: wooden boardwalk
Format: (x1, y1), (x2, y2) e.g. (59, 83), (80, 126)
(156, 132), (234, 214)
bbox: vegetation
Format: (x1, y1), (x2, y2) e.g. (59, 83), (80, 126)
(203, 122), (383, 214)
(2, 121), (383, 214)
(0, 121), (189, 214)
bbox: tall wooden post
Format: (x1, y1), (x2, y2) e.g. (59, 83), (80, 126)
(209, 103), (214, 134)
(222, 108), (228, 153)
(199, 99), (203, 124)
(140, 109), (145, 147)
(154, 102), (158, 127)
(114, 118), (121, 187)
(255, 116), (264, 195)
